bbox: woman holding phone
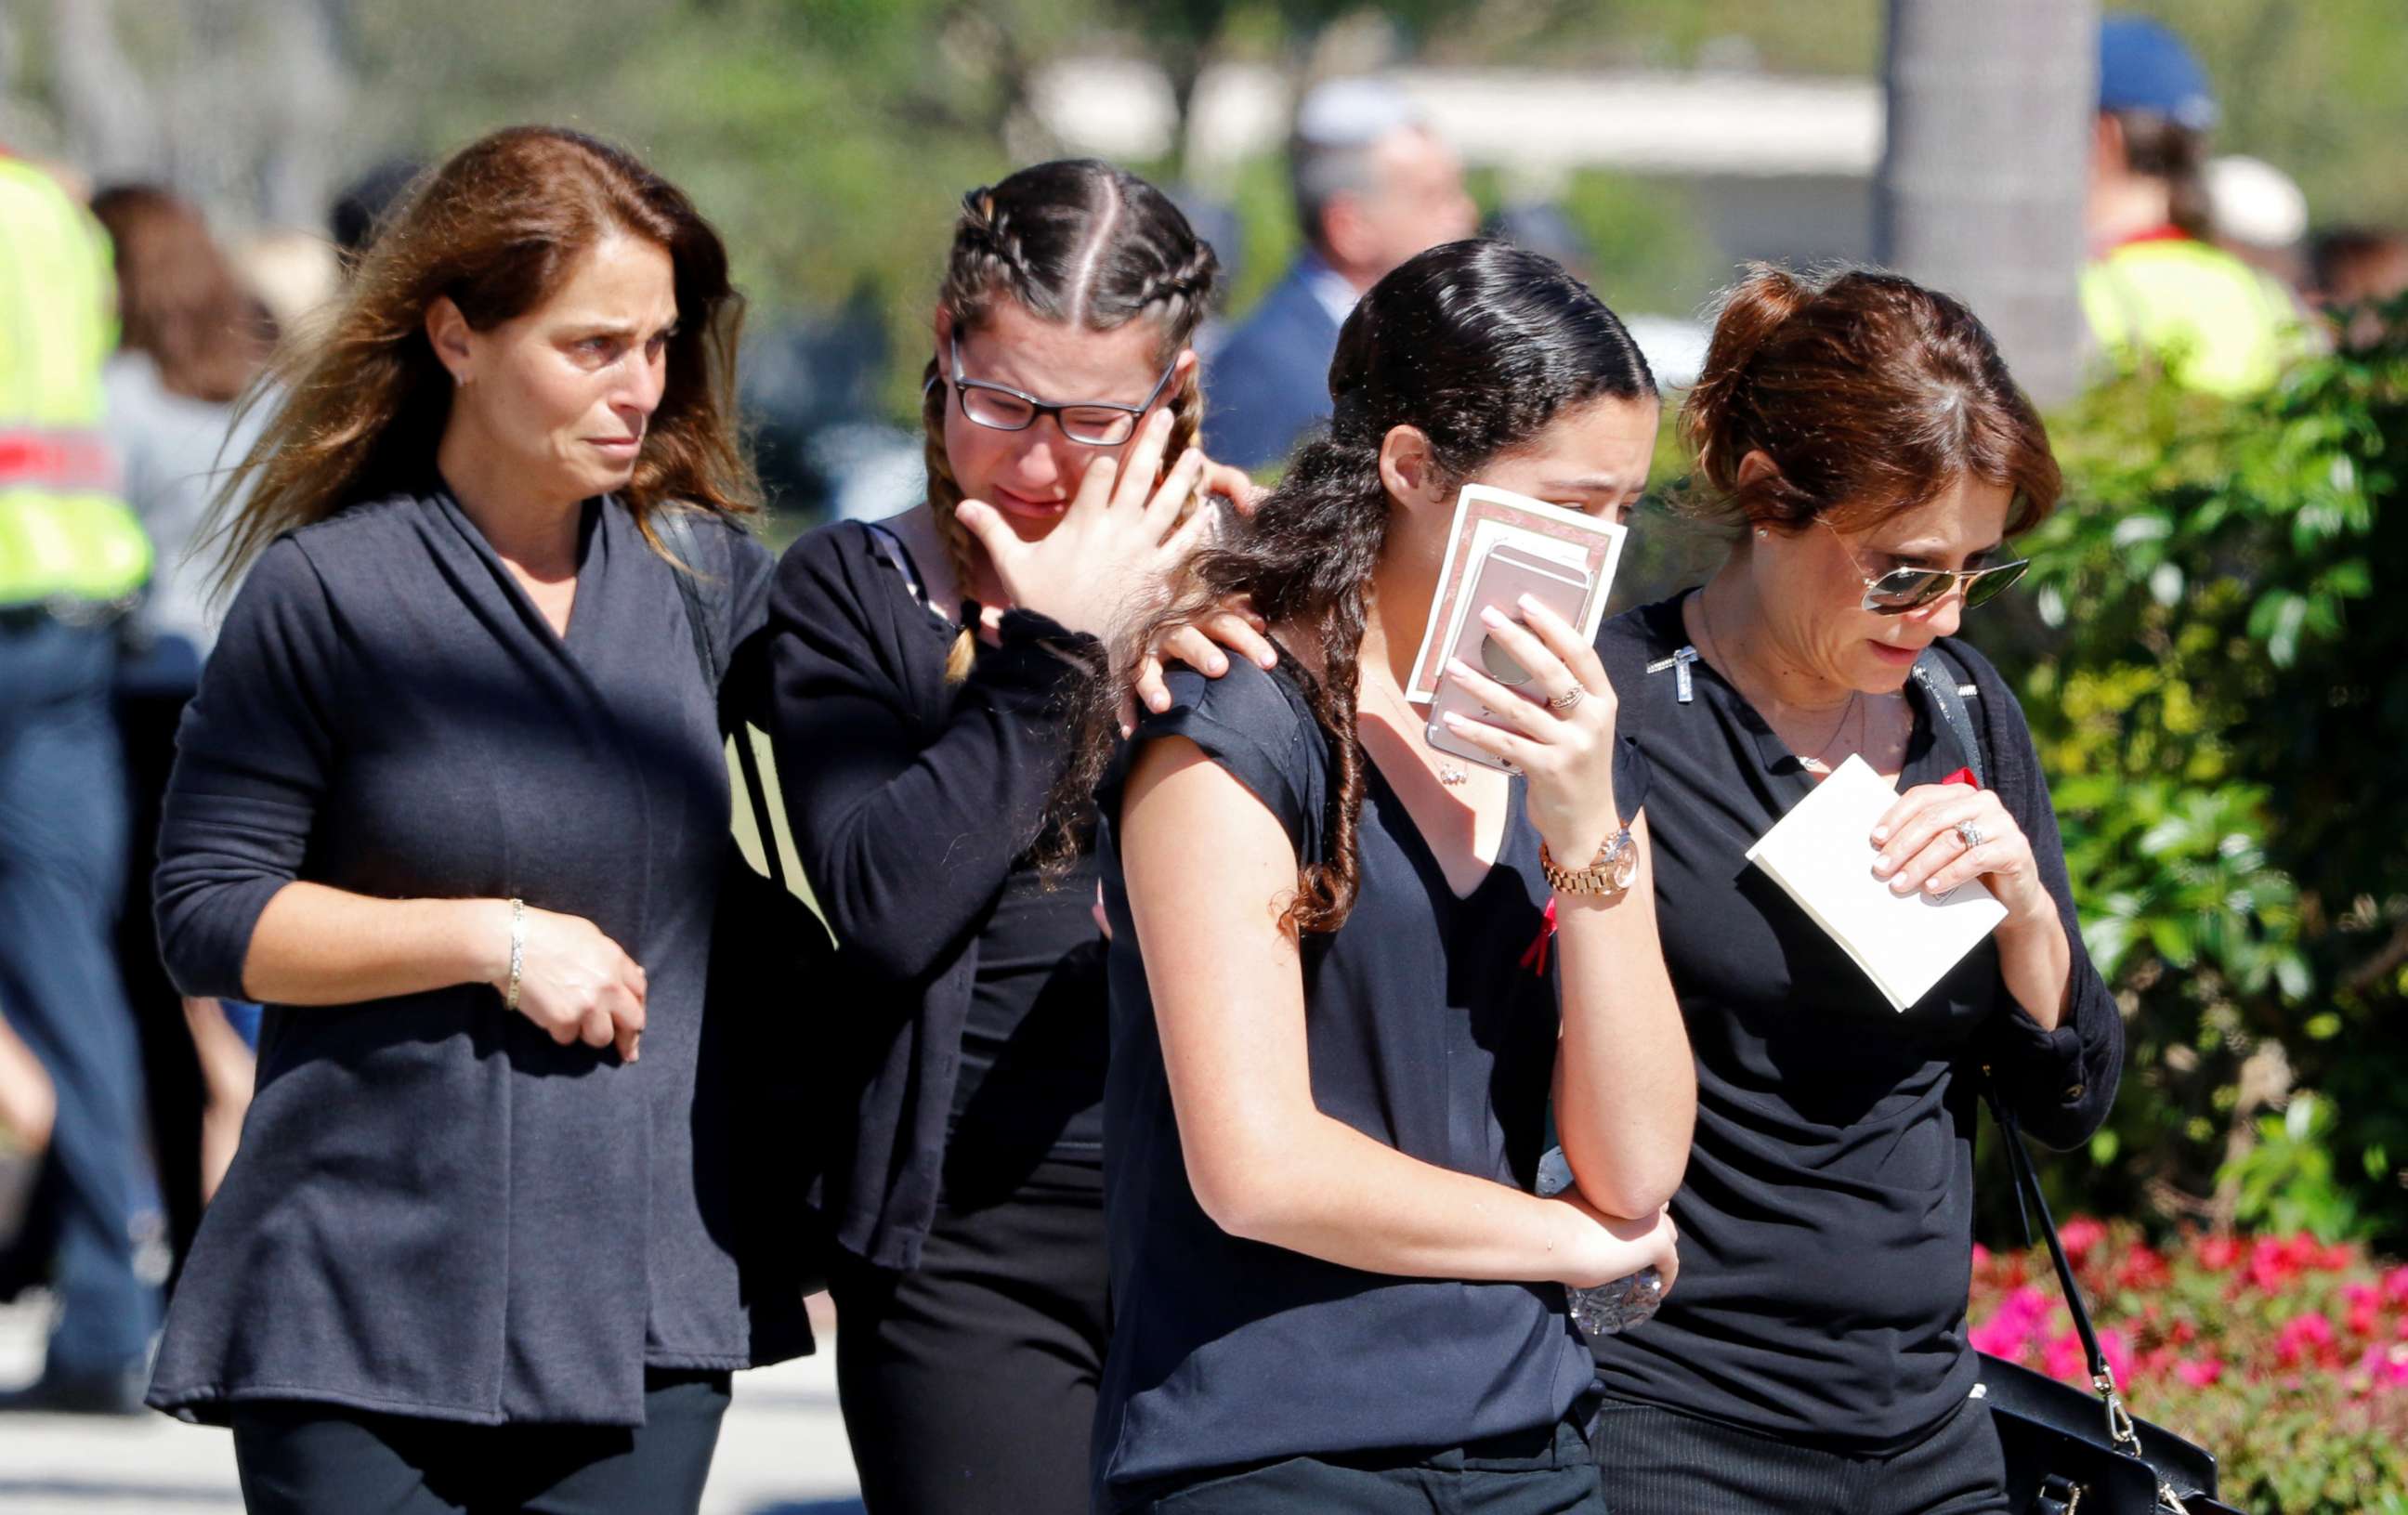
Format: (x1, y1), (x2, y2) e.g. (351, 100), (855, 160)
(761, 159), (1265, 1514)
(1585, 265), (2124, 1513)
(1064, 239), (1694, 1514)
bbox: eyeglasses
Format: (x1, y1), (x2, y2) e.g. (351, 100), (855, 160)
(1818, 517), (2032, 616)
(945, 338), (1175, 447)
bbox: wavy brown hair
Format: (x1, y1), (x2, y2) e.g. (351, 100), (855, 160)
(89, 185), (272, 404)
(1680, 264), (2061, 540)
(1047, 240), (1655, 934)
(207, 125), (755, 594)
(921, 158), (1220, 680)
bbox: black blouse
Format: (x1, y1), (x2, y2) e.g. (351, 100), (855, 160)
(1092, 659), (1649, 1506)
(148, 487), (811, 1429)
(761, 520), (1106, 1268)
(1588, 594), (2122, 1453)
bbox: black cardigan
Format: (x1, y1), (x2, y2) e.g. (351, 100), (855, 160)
(148, 487), (811, 1428)
(760, 519), (1097, 1270)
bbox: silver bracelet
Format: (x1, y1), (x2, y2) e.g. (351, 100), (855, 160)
(504, 897), (526, 1012)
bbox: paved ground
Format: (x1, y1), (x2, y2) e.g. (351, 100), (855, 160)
(0, 1295), (865, 1514)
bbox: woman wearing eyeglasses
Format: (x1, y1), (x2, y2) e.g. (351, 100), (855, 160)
(1583, 266), (2123, 1515)
(758, 160), (1263, 1515)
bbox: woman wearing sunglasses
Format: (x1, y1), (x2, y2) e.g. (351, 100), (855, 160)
(759, 160), (1263, 1515)
(1584, 265), (2123, 1514)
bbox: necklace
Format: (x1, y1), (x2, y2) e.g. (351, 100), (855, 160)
(1695, 586), (1860, 773)
(1367, 672), (1467, 786)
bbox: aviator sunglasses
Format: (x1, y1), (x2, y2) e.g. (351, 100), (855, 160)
(1818, 516), (2031, 615)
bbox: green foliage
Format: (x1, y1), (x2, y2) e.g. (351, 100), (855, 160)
(2015, 295), (2408, 1247)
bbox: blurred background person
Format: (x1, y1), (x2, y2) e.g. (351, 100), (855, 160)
(88, 184), (278, 1263)
(232, 228), (343, 340)
(327, 156), (425, 268)
(1201, 76), (1476, 472)
(0, 146), (164, 1417)
(2080, 13), (2301, 398)
(2310, 227), (2408, 351)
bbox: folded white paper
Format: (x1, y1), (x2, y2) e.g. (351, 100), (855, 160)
(1744, 755), (2009, 1012)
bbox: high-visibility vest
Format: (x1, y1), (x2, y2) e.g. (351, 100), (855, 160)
(0, 157), (151, 609)
(2080, 235), (2306, 399)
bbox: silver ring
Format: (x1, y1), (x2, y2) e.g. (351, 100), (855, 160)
(1955, 819), (1985, 850)
(1546, 686), (1585, 712)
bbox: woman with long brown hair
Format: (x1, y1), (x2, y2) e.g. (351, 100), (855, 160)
(759, 158), (1263, 1513)
(145, 126), (812, 1512)
(1585, 266), (2122, 1512)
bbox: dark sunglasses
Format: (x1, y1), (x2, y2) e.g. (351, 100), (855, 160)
(944, 338), (1175, 447)
(1821, 517), (2031, 615)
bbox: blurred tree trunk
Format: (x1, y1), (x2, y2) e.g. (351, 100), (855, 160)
(1876, 0), (2098, 407)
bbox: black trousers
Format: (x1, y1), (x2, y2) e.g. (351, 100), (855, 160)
(229, 1369), (730, 1515)
(830, 1156), (1108, 1515)
(1590, 1392), (2010, 1515)
(1121, 1419), (1604, 1515)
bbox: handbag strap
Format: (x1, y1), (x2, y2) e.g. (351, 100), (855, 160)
(1912, 644), (1986, 790)
(1983, 1081), (2148, 1462)
(656, 507), (792, 896)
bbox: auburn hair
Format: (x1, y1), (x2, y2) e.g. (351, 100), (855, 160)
(208, 124), (755, 594)
(89, 185), (272, 405)
(1681, 264), (2061, 539)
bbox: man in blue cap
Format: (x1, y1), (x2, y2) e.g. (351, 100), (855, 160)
(1203, 77), (1478, 472)
(2081, 13), (2302, 396)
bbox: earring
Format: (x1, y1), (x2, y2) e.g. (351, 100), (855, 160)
(1755, 528), (1767, 539)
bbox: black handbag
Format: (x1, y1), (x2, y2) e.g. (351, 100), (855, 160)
(1980, 1089), (2243, 1515)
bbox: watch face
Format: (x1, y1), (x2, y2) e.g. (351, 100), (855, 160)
(1607, 830), (1639, 889)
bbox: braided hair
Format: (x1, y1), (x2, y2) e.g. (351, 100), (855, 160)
(1048, 240), (1656, 934)
(923, 159), (1221, 680)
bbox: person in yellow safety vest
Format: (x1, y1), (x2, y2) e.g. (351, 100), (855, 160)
(2082, 14), (2305, 399)
(0, 157), (152, 608)
(0, 148), (164, 1416)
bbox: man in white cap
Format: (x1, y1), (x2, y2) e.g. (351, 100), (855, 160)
(1204, 77), (1478, 471)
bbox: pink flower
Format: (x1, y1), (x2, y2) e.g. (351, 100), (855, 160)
(2044, 1331), (2087, 1385)
(2384, 1265), (2408, 1306)
(1970, 1285), (2052, 1361)
(2175, 1357), (2224, 1388)
(2061, 1218), (2107, 1264)
(2359, 1343), (2408, 1391)
(2100, 1326), (2135, 1386)
(2344, 1283), (2380, 1337)
(1971, 1242), (1992, 1267)
(2196, 1234), (2241, 1272)
(2278, 1312), (2340, 1368)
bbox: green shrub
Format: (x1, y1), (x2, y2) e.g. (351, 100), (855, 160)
(2013, 298), (2408, 1247)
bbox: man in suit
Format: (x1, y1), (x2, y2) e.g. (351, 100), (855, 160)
(1204, 78), (1477, 472)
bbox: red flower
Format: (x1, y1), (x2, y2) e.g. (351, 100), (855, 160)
(2060, 1217), (2107, 1264)
(2277, 1312), (2341, 1369)
(2116, 1244), (2171, 1291)
(2196, 1234), (2241, 1272)
(2044, 1330), (2087, 1385)
(2344, 1283), (2381, 1338)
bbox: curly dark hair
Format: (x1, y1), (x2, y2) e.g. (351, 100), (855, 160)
(1048, 238), (1655, 934)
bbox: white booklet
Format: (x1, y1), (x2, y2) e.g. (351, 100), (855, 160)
(1402, 483), (1627, 706)
(1743, 755), (2009, 1012)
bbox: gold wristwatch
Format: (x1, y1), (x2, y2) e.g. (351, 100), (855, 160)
(1540, 827), (1638, 898)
